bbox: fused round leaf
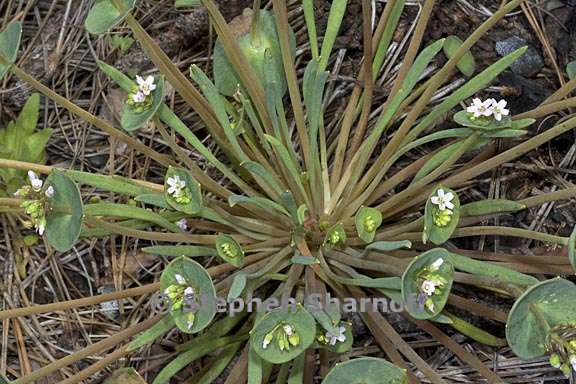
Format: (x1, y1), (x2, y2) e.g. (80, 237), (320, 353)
(507, 278), (576, 359)
(321, 357), (407, 384)
(453, 110), (512, 131)
(0, 21), (22, 80)
(164, 166), (202, 215)
(250, 305), (316, 364)
(402, 248), (454, 320)
(213, 10), (295, 96)
(160, 257), (217, 334)
(85, 0), (136, 35)
(355, 206), (382, 243)
(569, 226), (576, 273)
(317, 323), (353, 354)
(443, 35), (475, 77)
(423, 186), (460, 245)
(121, 76), (164, 131)
(44, 170), (84, 252)
(216, 234), (245, 267)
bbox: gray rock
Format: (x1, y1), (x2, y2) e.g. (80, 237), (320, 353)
(495, 36), (544, 77)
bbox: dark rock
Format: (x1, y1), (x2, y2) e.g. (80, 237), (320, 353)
(495, 36), (544, 77)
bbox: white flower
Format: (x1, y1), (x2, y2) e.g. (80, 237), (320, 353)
(466, 98), (493, 118)
(262, 337), (271, 349)
(28, 171), (43, 191)
(489, 98), (509, 121)
(325, 326), (347, 346)
(174, 274), (186, 285)
(35, 223), (45, 236)
(430, 258), (444, 272)
(44, 186), (54, 198)
(430, 188), (455, 211)
(136, 75), (156, 96)
(166, 176), (186, 196)
(421, 280), (439, 296)
(184, 286), (195, 298)
(131, 91), (146, 103)
(176, 218), (188, 231)
(283, 324), (294, 336)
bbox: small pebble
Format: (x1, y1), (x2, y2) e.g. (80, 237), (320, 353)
(495, 36), (544, 78)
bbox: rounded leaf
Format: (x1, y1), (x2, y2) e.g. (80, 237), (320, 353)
(250, 305), (316, 364)
(216, 234), (245, 267)
(85, 0), (136, 35)
(213, 10), (295, 96)
(506, 278), (576, 359)
(0, 21), (22, 80)
(317, 323), (353, 354)
(321, 357), (407, 384)
(453, 110), (512, 130)
(164, 167), (202, 215)
(569, 226), (576, 273)
(443, 35), (476, 77)
(160, 257), (217, 334)
(44, 170), (84, 252)
(401, 248), (454, 320)
(355, 206), (382, 243)
(423, 186), (460, 245)
(121, 76), (164, 131)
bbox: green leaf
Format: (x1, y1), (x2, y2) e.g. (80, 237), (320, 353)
(324, 223), (346, 247)
(228, 273), (247, 300)
(121, 75), (164, 131)
(321, 357), (407, 384)
(567, 60), (576, 80)
(126, 315), (175, 351)
(506, 278), (576, 359)
(318, 0), (348, 71)
(443, 35), (475, 77)
(134, 193), (170, 209)
(365, 240), (412, 253)
(401, 248), (454, 320)
(481, 129), (527, 138)
(160, 257), (217, 334)
(248, 347), (264, 384)
(216, 234), (245, 267)
(142, 245), (217, 257)
(423, 186), (460, 245)
(85, 0), (136, 35)
(0, 374), (10, 384)
(164, 167), (202, 215)
(213, 10), (295, 97)
(175, 0), (201, 7)
(355, 206), (382, 243)
(16, 93), (40, 133)
(568, 226), (576, 273)
(97, 60), (135, 92)
(0, 21), (22, 80)
(511, 118), (536, 129)
(228, 194), (290, 216)
(84, 203), (182, 232)
(44, 170), (84, 252)
(291, 254), (318, 265)
(460, 199), (525, 217)
(453, 110), (512, 130)
(449, 252), (538, 286)
(250, 305), (316, 364)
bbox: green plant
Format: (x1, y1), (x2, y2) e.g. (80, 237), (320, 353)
(2, 0), (576, 382)
(0, 93), (52, 195)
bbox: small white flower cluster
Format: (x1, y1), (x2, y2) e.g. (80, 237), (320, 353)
(466, 98), (510, 121)
(167, 175), (186, 196)
(325, 325), (347, 346)
(131, 75), (156, 104)
(430, 188), (454, 213)
(419, 258), (446, 312)
(14, 171), (55, 236)
(26, 171), (54, 198)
